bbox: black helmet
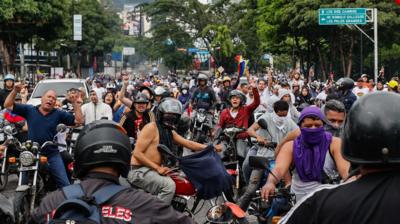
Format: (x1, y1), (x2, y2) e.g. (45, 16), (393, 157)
(139, 85), (154, 98)
(228, 90), (246, 106)
(338, 78), (354, 91)
(342, 92), (400, 165)
(74, 120), (131, 178)
(157, 98), (183, 129)
(181, 83), (189, 90)
(133, 93), (149, 104)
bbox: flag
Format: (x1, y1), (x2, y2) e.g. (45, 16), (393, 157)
(235, 55), (248, 79)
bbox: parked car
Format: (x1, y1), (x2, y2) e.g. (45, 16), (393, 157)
(27, 79), (90, 106)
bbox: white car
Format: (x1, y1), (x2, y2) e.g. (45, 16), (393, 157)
(27, 79), (90, 106)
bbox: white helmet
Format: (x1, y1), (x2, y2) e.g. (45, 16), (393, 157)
(154, 86), (166, 96)
(106, 83), (116, 89)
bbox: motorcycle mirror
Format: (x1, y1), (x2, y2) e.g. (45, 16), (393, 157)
(257, 119), (268, 130)
(206, 204), (233, 223)
(56, 124), (67, 133)
(3, 125), (13, 135)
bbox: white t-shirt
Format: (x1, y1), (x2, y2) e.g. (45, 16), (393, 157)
(316, 91), (328, 102)
(352, 87), (369, 98)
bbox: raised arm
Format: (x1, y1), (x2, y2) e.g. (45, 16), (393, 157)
(4, 82), (24, 110)
(119, 79), (133, 108)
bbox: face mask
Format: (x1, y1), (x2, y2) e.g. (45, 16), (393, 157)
(300, 127), (325, 145)
(182, 89), (188, 94)
(272, 112), (286, 130)
(161, 114), (181, 129)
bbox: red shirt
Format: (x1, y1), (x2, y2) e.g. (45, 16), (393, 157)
(217, 87), (260, 139)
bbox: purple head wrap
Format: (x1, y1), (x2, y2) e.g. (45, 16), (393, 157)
(293, 106), (332, 182)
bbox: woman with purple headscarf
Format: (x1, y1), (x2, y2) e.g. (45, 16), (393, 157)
(260, 106), (349, 201)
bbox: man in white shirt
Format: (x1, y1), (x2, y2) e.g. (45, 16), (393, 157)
(81, 90), (113, 125)
(92, 80), (106, 101)
(352, 78), (369, 98)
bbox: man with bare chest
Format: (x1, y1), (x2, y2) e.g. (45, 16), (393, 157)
(128, 98), (221, 204)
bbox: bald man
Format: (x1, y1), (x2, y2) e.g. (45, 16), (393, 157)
(4, 83), (83, 187)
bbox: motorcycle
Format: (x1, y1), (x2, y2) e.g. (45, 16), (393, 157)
(13, 125), (68, 223)
(158, 144), (238, 222)
(215, 126), (247, 200)
(244, 156), (295, 224)
(65, 126), (81, 157)
(190, 108), (212, 144)
(0, 124), (23, 191)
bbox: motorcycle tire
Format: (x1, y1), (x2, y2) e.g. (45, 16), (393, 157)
(14, 191), (30, 224)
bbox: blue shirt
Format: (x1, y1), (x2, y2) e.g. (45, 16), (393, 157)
(12, 104), (75, 152)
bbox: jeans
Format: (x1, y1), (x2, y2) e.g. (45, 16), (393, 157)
(127, 166), (176, 204)
(242, 146), (275, 184)
(21, 151), (70, 188)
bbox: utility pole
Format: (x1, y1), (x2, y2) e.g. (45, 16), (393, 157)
(373, 8), (378, 84)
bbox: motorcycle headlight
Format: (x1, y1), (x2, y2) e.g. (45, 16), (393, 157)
(19, 151), (35, 166)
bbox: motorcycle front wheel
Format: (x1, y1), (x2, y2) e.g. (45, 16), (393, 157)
(14, 191), (30, 224)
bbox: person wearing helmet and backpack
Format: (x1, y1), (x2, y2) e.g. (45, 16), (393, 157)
(189, 73), (217, 131)
(128, 98), (223, 204)
(0, 74), (15, 109)
(279, 92), (400, 224)
(30, 120), (194, 224)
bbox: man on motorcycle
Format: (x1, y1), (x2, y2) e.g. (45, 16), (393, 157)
(238, 100), (298, 210)
(279, 92), (400, 224)
(261, 106), (349, 201)
(190, 73), (217, 130)
(4, 83), (84, 188)
(216, 84), (260, 159)
(31, 120), (194, 224)
(128, 98), (221, 204)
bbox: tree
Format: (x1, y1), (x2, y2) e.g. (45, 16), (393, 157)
(59, 0), (121, 76)
(256, 0), (400, 80)
(0, 0), (70, 73)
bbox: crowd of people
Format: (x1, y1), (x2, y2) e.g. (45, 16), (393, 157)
(0, 68), (398, 223)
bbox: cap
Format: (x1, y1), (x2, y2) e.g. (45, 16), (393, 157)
(388, 80), (398, 89)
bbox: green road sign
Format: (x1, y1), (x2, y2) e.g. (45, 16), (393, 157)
(319, 8), (366, 25)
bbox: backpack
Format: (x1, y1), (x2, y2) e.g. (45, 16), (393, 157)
(49, 184), (128, 224)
